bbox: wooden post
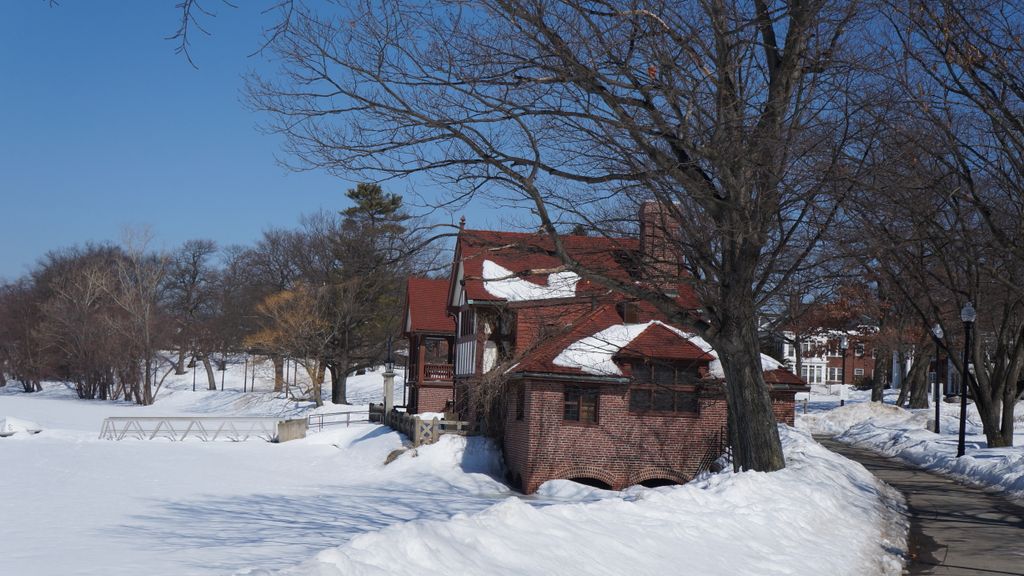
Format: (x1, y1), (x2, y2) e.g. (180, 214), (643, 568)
(418, 340), (426, 383)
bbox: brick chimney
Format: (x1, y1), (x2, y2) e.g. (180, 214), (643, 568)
(639, 201), (683, 285)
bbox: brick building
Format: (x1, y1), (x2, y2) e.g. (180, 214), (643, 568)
(402, 206), (808, 493)
(778, 331), (878, 387)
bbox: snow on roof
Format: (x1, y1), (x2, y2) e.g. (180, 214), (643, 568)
(552, 319), (785, 379)
(553, 321), (710, 376)
(482, 260), (580, 302)
(708, 353), (783, 379)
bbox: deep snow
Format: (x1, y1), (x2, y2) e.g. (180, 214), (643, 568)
(2, 361), (908, 576)
(798, 390), (1024, 501)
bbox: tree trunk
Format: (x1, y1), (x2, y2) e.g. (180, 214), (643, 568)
(907, 350), (930, 409)
(175, 346), (187, 375)
(871, 346), (889, 402)
(313, 363), (325, 408)
(329, 362), (349, 405)
(712, 317), (786, 473)
(0, 371), (6, 387)
(142, 356), (154, 406)
(895, 350), (910, 407)
(201, 354), (217, 391)
(272, 354), (285, 393)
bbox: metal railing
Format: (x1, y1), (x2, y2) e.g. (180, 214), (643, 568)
(99, 416), (283, 442)
(307, 411), (372, 432)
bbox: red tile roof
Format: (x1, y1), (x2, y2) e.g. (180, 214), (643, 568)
(616, 323), (716, 362)
(453, 229), (642, 303)
(404, 277), (455, 335)
(763, 368), (806, 386)
(451, 229), (701, 309)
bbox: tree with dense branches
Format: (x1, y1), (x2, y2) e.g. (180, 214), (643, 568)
(246, 0), (880, 471)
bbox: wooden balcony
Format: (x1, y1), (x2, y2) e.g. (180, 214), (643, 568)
(421, 363), (454, 382)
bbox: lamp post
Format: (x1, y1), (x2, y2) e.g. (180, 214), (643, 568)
(931, 324), (944, 434)
(957, 302), (976, 458)
(839, 335), (849, 407)
(383, 336), (395, 413)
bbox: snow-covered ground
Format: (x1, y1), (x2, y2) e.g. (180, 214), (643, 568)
(2, 364), (908, 576)
(274, 427), (906, 576)
(797, 384), (1024, 501)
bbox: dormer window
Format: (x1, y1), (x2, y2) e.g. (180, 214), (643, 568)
(630, 360), (700, 386)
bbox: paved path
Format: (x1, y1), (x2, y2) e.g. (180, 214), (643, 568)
(816, 438), (1024, 576)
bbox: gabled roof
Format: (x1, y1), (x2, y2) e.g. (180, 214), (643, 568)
(617, 323), (716, 362)
(449, 229), (701, 309)
(512, 305), (713, 377)
(404, 277), (455, 335)
(450, 229), (642, 305)
(509, 303), (806, 390)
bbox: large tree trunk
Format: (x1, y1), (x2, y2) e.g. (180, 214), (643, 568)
(907, 350), (930, 409)
(272, 354), (285, 393)
(871, 346), (889, 402)
(712, 315), (785, 473)
(895, 349), (910, 407)
(201, 354), (217, 391)
(329, 362), (349, 405)
(175, 346), (188, 375)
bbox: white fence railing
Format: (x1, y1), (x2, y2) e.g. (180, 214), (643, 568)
(99, 416), (286, 442)
(369, 404), (471, 447)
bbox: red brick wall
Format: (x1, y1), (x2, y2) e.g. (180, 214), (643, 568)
(414, 385), (454, 414)
(826, 354), (876, 382)
(506, 380), (725, 493)
(504, 380), (800, 493)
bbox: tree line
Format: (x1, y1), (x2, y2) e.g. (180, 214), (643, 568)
(0, 184), (428, 406)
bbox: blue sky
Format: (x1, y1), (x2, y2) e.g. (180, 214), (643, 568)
(0, 2), (506, 281)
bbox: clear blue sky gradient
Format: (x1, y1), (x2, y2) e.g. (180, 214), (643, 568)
(0, 2), (507, 281)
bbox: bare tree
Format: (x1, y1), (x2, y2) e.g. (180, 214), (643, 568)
(107, 232), (172, 405)
(246, 0), (877, 471)
(164, 239), (221, 389)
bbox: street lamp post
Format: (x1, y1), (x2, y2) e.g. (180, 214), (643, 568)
(957, 302), (976, 458)
(931, 324), (944, 434)
(383, 336), (395, 413)
(839, 335), (849, 407)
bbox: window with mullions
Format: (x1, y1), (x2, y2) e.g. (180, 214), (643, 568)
(631, 361), (699, 386)
(459, 309), (474, 337)
(629, 388), (699, 414)
(563, 385), (598, 423)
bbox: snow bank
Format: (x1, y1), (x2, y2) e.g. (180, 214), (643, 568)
(275, 427), (907, 576)
(0, 416), (42, 436)
(799, 401), (1024, 501)
(482, 260), (579, 301)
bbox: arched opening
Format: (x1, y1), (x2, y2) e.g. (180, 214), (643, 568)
(639, 478), (679, 488)
(568, 477), (613, 490)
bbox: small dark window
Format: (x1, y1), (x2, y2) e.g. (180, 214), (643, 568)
(653, 364), (675, 385)
(459, 309), (474, 337)
(653, 389), (674, 411)
(674, 391), (699, 413)
(630, 387), (699, 414)
(629, 389), (652, 411)
(855, 342), (865, 357)
(564, 385), (598, 423)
